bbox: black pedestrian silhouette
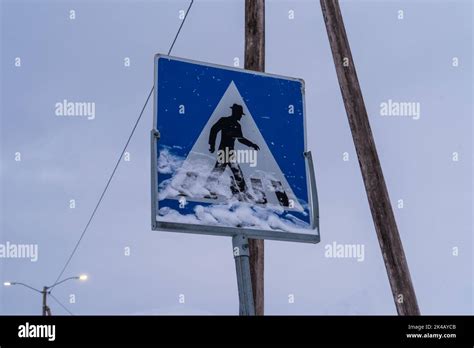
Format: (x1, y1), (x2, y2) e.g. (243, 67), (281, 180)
(208, 103), (260, 195)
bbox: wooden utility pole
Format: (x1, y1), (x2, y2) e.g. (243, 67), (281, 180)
(244, 0), (265, 316)
(320, 0), (420, 315)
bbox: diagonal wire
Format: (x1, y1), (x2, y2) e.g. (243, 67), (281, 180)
(52, 0), (195, 286)
(52, 86), (153, 287)
(49, 292), (75, 316)
(168, 0), (194, 55)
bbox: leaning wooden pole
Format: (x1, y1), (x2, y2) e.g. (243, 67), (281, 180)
(320, 0), (420, 315)
(244, 0), (265, 316)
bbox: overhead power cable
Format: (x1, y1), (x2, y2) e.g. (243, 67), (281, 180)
(52, 0), (195, 287)
(49, 292), (75, 316)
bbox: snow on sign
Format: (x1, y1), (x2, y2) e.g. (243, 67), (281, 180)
(151, 55), (319, 243)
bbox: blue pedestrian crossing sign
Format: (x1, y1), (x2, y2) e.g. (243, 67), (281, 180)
(151, 55), (319, 243)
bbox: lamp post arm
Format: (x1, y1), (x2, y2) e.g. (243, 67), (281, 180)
(11, 282), (42, 294)
(47, 276), (79, 291)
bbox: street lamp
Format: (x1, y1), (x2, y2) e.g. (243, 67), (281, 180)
(3, 274), (88, 316)
(47, 274), (88, 291)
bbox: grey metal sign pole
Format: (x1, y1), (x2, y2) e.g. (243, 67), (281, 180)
(232, 235), (255, 316)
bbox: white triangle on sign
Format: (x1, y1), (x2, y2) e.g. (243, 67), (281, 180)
(162, 80), (304, 212)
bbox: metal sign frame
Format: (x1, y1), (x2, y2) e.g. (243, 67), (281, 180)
(151, 54), (319, 244)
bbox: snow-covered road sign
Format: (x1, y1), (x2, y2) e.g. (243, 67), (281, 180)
(151, 55), (319, 243)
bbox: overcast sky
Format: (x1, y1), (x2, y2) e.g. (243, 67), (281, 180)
(0, 0), (472, 315)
